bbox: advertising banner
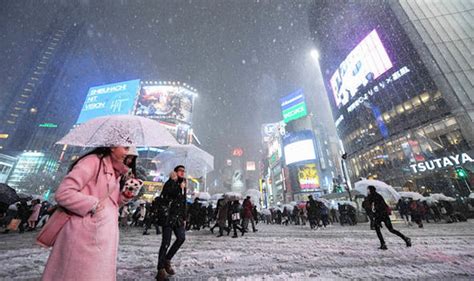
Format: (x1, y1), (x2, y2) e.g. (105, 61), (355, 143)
(246, 161), (256, 171)
(297, 164), (320, 190)
(282, 130), (317, 165)
(76, 79), (141, 124)
(135, 85), (195, 125)
(330, 29), (393, 109)
(280, 89), (307, 123)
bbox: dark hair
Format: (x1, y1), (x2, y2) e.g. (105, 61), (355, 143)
(69, 147), (112, 172)
(368, 185), (376, 193)
(124, 155), (137, 177)
(174, 165), (185, 172)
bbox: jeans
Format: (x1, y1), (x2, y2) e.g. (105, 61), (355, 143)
(374, 215), (407, 245)
(157, 225), (186, 269)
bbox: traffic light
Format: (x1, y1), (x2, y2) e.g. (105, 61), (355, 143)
(455, 167), (468, 179)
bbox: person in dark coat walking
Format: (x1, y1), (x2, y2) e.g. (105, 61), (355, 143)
(156, 166), (187, 281)
(306, 196), (318, 229)
(242, 196), (257, 232)
(367, 186), (411, 250)
(230, 200), (245, 238)
(213, 197), (230, 237)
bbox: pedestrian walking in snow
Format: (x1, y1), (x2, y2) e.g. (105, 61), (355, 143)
(120, 204), (130, 228)
(27, 199), (41, 230)
(156, 166), (187, 281)
(230, 200), (245, 238)
(41, 147), (136, 281)
(242, 196), (257, 232)
(367, 185), (411, 250)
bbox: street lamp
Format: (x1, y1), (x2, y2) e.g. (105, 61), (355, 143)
(310, 49), (319, 61)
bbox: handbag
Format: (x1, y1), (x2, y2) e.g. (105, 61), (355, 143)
(36, 158), (110, 248)
(7, 218), (21, 231)
(232, 212), (241, 221)
(36, 207), (73, 248)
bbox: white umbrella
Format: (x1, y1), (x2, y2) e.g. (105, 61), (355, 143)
(282, 204), (294, 211)
(290, 201), (298, 206)
(224, 192), (242, 201)
(420, 197), (438, 205)
(57, 115), (178, 147)
(211, 193), (224, 201)
(430, 193), (456, 202)
(245, 189), (262, 198)
(399, 191), (424, 201)
(314, 197), (330, 207)
(261, 209), (271, 215)
(154, 144), (214, 178)
(354, 179), (401, 202)
(336, 200), (357, 208)
(194, 192), (211, 201)
(469, 193), (474, 199)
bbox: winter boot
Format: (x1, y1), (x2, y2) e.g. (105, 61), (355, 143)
(379, 244), (388, 250)
(232, 234), (238, 238)
(155, 269), (168, 281)
(164, 260), (176, 275)
(405, 237), (412, 247)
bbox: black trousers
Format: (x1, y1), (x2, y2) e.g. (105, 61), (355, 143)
(374, 215), (407, 245)
(157, 225), (186, 269)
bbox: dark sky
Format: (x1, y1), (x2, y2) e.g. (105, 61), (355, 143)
(0, 0), (335, 170)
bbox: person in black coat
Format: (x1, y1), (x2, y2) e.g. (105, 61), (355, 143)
(156, 166), (187, 281)
(230, 200), (245, 238)
(367, 185), (411, 250)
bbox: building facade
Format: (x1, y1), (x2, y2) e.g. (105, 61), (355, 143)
(309, 0), (473, 195)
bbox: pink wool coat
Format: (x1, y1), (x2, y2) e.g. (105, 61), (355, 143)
(42, 155), (130, 281)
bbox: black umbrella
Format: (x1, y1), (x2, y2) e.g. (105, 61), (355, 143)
(0, 183), (20, 206)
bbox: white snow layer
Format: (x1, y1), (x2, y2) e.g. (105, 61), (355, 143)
(0, 221), (473, 280)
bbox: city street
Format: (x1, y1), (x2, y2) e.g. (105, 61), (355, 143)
(1, 221), (473, 280)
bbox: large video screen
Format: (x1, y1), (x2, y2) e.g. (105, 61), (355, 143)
(297, 164), (320, 190)
(135, 85), (195, 125)
(76, 79), (140, 124)
(280, 89), (307, 123)
(283, 130), (316, 165)
(330, 29), (393, 108)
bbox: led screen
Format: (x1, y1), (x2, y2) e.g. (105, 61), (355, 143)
(135, 85), (195, 125)
(330, 29), (392, 108)
(76, 79), (140, 124)
(283, 130), (317, 166)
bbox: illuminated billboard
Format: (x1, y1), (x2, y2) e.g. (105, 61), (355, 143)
(283, 130), (317, 166)
(297, 164), (320, 190)
(135, 85), (195, 125)
(76, 79), (140, 124)
(330, 29), (393, 108)
(280, 89), (307, 123)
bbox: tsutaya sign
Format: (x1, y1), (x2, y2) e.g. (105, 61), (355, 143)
(410, 153), (474, 173)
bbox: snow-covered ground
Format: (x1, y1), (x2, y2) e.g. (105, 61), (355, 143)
(1, 221), (473, 280)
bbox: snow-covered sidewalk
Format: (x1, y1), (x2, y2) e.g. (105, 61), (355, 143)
(1, 221), (473, 280)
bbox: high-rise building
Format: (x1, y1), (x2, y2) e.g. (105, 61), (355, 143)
(309, 1), (473, 195)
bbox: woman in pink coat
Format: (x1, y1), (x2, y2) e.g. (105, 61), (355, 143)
(42, 147), (137, 281)
(28, 199), (41, 229)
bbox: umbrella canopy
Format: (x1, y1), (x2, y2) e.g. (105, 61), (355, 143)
(245, 189), (262, 198)
(336, 200), (357, 208)
(282, 204), (294, 211)
(314, 197), (330, 207)
(57, 115), (178, 147)
(420, 197), (438, 205)
(399, 191), (424, 201)
(354, 179), (401, 202)
(224, 192), (242, 201)
(194, 192), (211, 201)
(297, 201), (307, 209)
(469, 193), (474, 199)
(0, 183), (20, 206)
(210, 193), (224, 201)
(16, 193), (33, 201)
(154, 144), (214, 178)
(261, 209), (271, 215)
(430, 193), (456, 202)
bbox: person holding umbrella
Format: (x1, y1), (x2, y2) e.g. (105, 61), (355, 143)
(367, 185), (412, 250)
(41, 146), (139, 281)
(156, 165), (187, 281)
